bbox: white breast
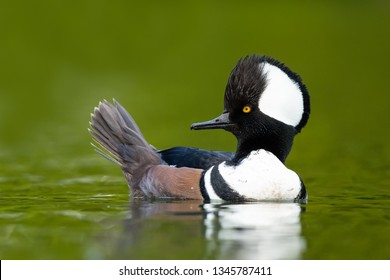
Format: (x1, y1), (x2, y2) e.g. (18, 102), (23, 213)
(203, 149), (302, 201)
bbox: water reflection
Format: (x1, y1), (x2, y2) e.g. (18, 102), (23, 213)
(122, 200), (306, 259)
(203, 203), (306, 259)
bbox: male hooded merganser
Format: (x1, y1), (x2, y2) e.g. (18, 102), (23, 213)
(89, 55), (310, 202)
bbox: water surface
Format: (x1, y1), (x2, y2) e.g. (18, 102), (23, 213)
(1, 150), (389, 259)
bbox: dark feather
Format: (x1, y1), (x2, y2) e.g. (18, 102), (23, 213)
(89, 100), (161, 193)
(159, 146), (233, 170)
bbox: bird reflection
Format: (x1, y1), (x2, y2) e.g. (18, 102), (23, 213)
(121, 200), (306, 259)
(202, 203), (306, 259)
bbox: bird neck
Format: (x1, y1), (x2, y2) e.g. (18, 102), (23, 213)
(233, 126), (296, 164)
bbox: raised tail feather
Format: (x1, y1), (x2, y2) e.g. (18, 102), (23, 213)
(89, 99), (162, 197)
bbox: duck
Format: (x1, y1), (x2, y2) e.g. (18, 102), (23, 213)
(89, 55), (310, 202)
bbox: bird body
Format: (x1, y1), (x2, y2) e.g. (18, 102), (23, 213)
(89, 55), (310, 202)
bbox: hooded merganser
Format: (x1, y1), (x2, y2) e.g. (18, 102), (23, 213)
(89, 55), (310, 202)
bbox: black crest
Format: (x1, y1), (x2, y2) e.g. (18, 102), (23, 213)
(224, 55), (267, 111)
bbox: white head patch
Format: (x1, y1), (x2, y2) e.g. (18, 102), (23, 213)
(258, 62), (304, 127)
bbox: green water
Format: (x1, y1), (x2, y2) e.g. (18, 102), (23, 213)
(1, 1), (390, 259)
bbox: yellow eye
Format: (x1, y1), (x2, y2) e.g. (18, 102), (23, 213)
(242, 106), (251, 113)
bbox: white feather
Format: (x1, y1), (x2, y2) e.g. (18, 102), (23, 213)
(218, 149), (301, 201)
(203, 166), (221, 201)
(258, 62), (304, 127)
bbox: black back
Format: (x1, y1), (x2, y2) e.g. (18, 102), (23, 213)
(159, 146), (233, 170)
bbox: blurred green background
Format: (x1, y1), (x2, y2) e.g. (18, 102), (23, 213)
(0, 0), (390, 259)
(1, 0), (389, 160)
